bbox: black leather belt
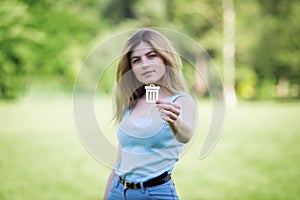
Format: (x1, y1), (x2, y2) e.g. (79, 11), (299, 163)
(119, 171), (171, 190)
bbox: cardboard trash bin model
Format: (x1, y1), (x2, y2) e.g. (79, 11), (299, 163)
(145, 84), (160, 103)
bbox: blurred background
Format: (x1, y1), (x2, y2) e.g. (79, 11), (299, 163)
(1, 0), (300, 199)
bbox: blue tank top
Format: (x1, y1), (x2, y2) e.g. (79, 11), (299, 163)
(115, 94), (186, 183)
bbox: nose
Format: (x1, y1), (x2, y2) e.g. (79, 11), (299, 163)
(141, 57), (150, 69)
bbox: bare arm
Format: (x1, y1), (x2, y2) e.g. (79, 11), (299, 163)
(156, 95), (196, 143)
(103, 170), (116, 200)
(103, 146), (122, 200)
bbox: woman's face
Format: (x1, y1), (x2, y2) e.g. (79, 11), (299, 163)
(130, 42), (166, 85)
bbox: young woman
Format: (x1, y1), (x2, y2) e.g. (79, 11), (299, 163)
(104, 28), (196, 200)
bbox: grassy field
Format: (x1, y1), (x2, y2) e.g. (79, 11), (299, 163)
(0, 96), (299, 200)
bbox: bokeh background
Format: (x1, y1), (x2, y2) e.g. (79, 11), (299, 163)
(1, 0), (300, 199)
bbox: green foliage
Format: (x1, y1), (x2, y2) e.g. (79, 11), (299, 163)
(26, 0), (103, 81)
(235, 0), (300, 99)
(250, 0), (300, 84)
(96, 61), (117, 95)
(256, 79), (277, 99)
(0, 0), (40, 99)
(167, 0), (223, 58)
(103, 0), (137, 23)
(236, 66), (258, 99)
(1, 0), (299, 99)
(0, 0), (104, 99)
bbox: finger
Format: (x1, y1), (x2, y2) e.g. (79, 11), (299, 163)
(156, 99), (167, 104)
(156, 100), (181, 109)
(157, 102), (180, 110)
(160, 113), (174, 123)
(159, 109), (178, 121)
(157, 104), (180, 116)
(166, 101), (181, 109)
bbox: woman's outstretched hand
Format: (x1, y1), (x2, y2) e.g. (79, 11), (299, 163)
(156, 96), (195, 143)
(156, 99), (181, 124)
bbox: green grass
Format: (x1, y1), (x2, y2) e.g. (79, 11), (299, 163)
(0, 96), (300, 200)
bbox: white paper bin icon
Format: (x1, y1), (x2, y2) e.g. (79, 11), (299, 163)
(145, 84), (160, 103)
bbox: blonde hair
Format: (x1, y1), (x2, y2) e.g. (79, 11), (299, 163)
(114, 28), (187, 122)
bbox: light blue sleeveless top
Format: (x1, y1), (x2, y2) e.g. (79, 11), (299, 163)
(115, 94), (186, 183)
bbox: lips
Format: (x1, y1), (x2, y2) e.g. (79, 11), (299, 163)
(142, 70), (155, 76)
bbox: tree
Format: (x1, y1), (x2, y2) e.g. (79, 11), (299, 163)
(103, 0), (137, 23)
(253, 0), (300, 84)
(222, 0), (237, 106)
(0, 0), (41, 99)
(0, 0), (104, 99)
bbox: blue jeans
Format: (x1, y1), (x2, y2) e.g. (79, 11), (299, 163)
(107, 176), (179, 200)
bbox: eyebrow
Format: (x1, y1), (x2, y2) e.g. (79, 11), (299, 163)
(130, 50), (156, 60)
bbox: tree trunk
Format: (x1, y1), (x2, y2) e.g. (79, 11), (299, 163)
(194, 54), (208, 96)
(222, 0), (237, 106)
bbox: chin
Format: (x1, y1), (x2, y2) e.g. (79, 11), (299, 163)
(144, 79), (158, 85)
(139, 75), (163, 85)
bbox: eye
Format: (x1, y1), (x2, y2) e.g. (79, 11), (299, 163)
(148, 53), (157, 59)
(131, 58), (140, 64)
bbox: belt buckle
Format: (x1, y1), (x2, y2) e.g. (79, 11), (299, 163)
(124, 181), (129, 189)
(123, 180), (138, 190)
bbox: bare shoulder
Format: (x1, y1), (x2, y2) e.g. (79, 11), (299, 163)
(174, 94), (197, 116)
(174, 94), (196, 106)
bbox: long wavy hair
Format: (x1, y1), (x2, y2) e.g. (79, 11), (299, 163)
(114, 28), (187, 123)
